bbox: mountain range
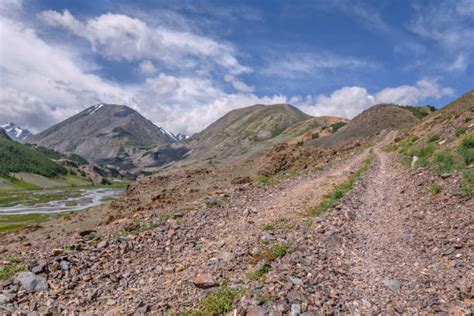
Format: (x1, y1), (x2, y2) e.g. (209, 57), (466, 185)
(24, 101), (438, 174)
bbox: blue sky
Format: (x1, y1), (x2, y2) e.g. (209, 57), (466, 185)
(0, 0), (472, 134)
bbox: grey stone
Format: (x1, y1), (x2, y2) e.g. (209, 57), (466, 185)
(60, 260), (70, 271)
(383, 279), (401, 292)
(290, 277), (304, 286)
(290, 304), (301, 316)
(97, 240), (108, 249)
(16, 272), (48, 293)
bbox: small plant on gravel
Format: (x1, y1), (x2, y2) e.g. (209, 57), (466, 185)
(253, 243), (290, 263)
(461, 170), (474, 197)
(429, 183), (443, 195)
(311, 165), (324, 172)
(200, 286), (241, 315)
(0, 254), (25, 281)
(254, 175), (277, 185)
(160, 212), (170, 222)
(455, 127), (467, 137)
(246, 263), (271, 281)
(262, 223), (274, 231)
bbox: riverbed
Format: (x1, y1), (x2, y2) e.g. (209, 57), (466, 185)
(0, 188), (123, 215)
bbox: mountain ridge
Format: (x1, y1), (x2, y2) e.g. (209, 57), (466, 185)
(27, 104), (176, 165)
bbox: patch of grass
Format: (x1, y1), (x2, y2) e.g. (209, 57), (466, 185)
(397, 133), (473, 195)
(0, 189), (83, 207)
(311, 165), (324, 172)
(262, 223), (274, 231)
(199, 286), (242, 316)
(429, 183), (443, 195)
(313, 154), (374, 216)
(247, 263), (271, 281)
(0, 254), (25, 280)
(456, 127), (467, 137)
(461, 170), (474, 197)
(254, 175), (278, 186)
(205, 197), (229, 208)
(458, 134), (474, 166)
(160, 212), (170, 222)
(252, 243), (290, 264)
(9, 177), (40, 190)
(383, 144), (399, 152)
(0, 213), (50, 234)
(432, 149), (459, 174)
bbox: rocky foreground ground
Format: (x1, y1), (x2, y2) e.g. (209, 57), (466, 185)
(0, 134), (473, 315)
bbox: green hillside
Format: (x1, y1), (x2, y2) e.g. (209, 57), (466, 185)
(0, 138), (67, 177)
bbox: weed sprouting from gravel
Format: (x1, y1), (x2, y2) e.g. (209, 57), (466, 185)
(180, 286), (242, 315)
(253, 243), (290, 264)
(247, 263), (271, 281)
(254, 175), (278, 186)
(429, 183), (443, 195)
(262, 223), (274, 231)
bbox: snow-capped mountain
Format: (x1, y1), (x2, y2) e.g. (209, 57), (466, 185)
(1, 122), (33, 142)
(27, 104), (176, 163)
(174, 133), (189, 141)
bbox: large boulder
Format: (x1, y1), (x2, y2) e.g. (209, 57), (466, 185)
(16, 272), (48, 293)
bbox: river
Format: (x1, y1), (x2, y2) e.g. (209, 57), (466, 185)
(0, 188), (123, 215)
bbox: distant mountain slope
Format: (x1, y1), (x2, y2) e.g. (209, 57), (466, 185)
(1, 122), (33, 142)
(310, 104), (421, 148)
(28, 104), (176, 164)
(138, 104), (346, 169)
(0, 137), (67, 177)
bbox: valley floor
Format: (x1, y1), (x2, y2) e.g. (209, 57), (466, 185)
(0, 133), (472, 314)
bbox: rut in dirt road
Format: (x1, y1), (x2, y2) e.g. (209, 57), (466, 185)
(342, 145), (473, 314)
(238, 135), (472, 314)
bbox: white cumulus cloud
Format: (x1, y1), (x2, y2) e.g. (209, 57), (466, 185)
(39, 10), (252, 75)
(299, 79), (453, 118)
